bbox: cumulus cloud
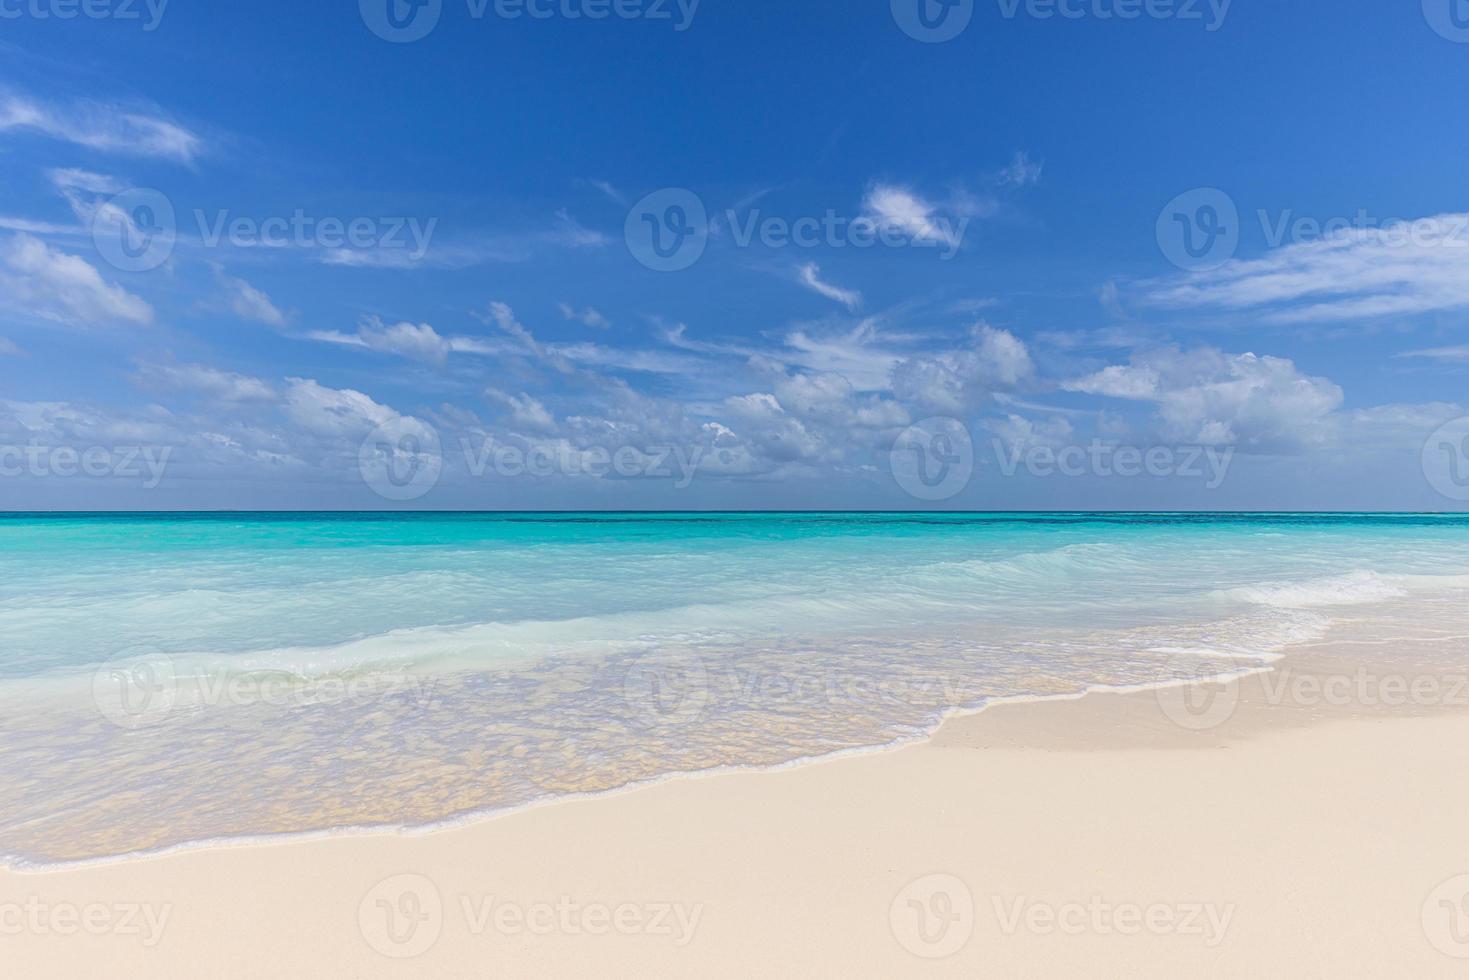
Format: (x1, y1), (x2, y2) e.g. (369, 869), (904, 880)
(485, 389), (556, 433)
(1062, 346), (1343, 449)
(891, 326), (1034, 413)
(0, 234), (152, 325)
(281, 378), (398, 437)
(860, 185), (963, 247)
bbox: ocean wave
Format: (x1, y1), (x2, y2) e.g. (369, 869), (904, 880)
(1220, 571), (1409, 608)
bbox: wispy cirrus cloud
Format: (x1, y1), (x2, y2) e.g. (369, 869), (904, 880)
(134, 360), (277, 403)
(1396, 344), (1469, 363)
(0, 93), (202, 163)
(796, 262), (862, 311)
(558, 303), (612, 329)
(304, 316), (503, 365)
(995, 150), (1043, 188)
(214, 268), (290, 327)
(1140, 213), (1469, 324)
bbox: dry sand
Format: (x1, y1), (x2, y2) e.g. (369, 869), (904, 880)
(5, 650), (1469, 978)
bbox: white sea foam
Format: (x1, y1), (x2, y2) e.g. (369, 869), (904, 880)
(1221, 571), (1408, 608)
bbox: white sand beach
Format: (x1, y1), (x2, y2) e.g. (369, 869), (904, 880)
(6, 644), (1469, 979)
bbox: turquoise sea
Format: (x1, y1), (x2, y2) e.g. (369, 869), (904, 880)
(3, 512), (1468, 867)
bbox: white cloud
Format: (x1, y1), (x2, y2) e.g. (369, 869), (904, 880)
(0, 234), (152, 325)
(996, 150), (1043, 188)
(982, 413), (1074, 453)
(485, 389), (556, 433)
(218, 271), (289, 327)
(579, 179), (627, 205)
(1062, 346), (1343, 449)
(136, 361), (276, 402)
(797, 263), (862, 311)
(281, 379), (398, 437)
(558, 302), (612, 329)
(860, 185), (961, 247)
(891, 326), (1034, 413)
(1397, 344), (1469, 363)
(781, 323), (907, 391)
(0, 337), (20, 355)
(306, 316), (457, 364)
(0, 93), (201, 163)
(546, 208), (610, 248)
(1141, 213), (1469, 323)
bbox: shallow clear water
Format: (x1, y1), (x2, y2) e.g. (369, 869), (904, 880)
(2, 512), (1468, 867)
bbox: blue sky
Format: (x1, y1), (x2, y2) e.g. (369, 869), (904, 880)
(2, 0), (1469, 509)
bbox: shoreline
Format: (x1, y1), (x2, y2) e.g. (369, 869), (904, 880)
(1, 654), (1286, 876)
(6, 633), (1469, 977)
